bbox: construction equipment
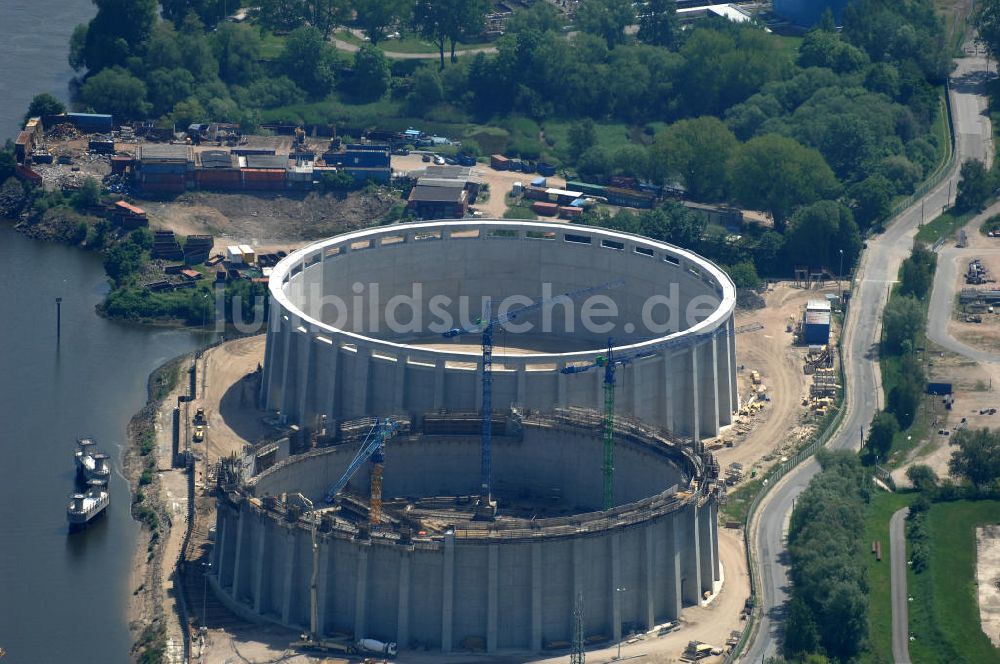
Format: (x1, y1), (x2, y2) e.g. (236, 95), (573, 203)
(441, 280), (623, 506)
(562, 322), (763, 509)
(324, 418), (398, 504)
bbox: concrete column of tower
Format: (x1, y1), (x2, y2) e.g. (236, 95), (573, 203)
(487, 544), (499, 653)
(531, 542), (543, 651)
(698, 501), (717, 595)
(231, 506), (246, 602)
(253, 520), (267, 613)
(643, 525), (656, 630)
(295, 330), (314, 425)
(441, 532), (455, 652)
(352, 350), (370, 417)
(281, 530), (296, 624)
(665, 511), (683, 619)
(316, 540), (331, 637)
(611, 533), (622, 643)
(397, 552), (411, 648)
(353, 545), (369, 640)
(682, 504), (702, 605)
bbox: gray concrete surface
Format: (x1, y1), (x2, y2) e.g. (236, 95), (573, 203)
(742, 52), (993, 663)
(261, 221), (738, 439)
(890, 507), (912, 664)
(213, 417), (720, 653)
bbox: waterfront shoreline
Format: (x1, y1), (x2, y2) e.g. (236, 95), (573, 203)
(123, 354), (193, 661)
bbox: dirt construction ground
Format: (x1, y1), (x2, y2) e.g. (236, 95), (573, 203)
(714, 281), (842, 479)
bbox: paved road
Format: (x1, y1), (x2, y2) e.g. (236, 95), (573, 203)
(741, 52), (991, 663)
(331, 28), (497, 59)
(890, 507), (912, 664)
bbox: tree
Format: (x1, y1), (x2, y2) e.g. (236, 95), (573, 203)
(881, 295), (925, 355)
(24, 93), (65, 124)
(888, 355), (924, 428)
(949, 428), (1000, 488)
(568, 119), (596, 162)
(257, 0), (305, 32)
(637, 0), (680, 48)
(783, 201), (862, 277)
(406, 67), (443, 115)
(849, 174), (894, 229)
(906, 464), (939, 491)
(103, 239), (146, 286)
(211, 23), (262, 86)
(726, 134), (840, 232)
(651, 117), (737, 201)
(575, 0), (634, 50)
(81, 0), (158, 71)
(414, 0), (489, 69)
(866, 411), (899, 459)
(898, 243), (936, 299)
(506, 2), (563, 34)
(161, 0), (230, 28)
(974, 0), (1000, 60)
(354, 0), (410, 45)
(351, 45), (391, 101)
(71, 177), (102, 211)
(304, 0), (351, 38)
(147, 68), (195, 115)
(79, 67), (152, 120)
(279, 26), (339, 97)
(784, 596), (821, 656)
(69, 24), (88, 71)
(956, 159), (994, 212)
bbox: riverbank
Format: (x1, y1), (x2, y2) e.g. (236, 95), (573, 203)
(123, 354), (193, 662)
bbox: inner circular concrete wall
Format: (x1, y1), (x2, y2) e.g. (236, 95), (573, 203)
(251, 422), (688, 512)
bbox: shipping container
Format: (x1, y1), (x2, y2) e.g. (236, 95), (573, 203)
(537, 162), (557, 177)
(490, 155), (509, 170)
(559, 206), (583, 219)
(802, 310), (831, 345)
(523, 186), (549, 201)
(531, 201), (559, 216)
(66, 113), (114, 133)
(566, 181), (607, 197)
(605, 186), (656, 209)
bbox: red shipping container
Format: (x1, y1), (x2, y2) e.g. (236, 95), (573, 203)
(490, 154), (509, 171)
(559, 206), (583, 219)
(531, 201), (559, 216)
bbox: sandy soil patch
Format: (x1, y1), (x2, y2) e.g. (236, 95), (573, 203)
(715, 281), (840, 478)
(977, 525), (1000, 648)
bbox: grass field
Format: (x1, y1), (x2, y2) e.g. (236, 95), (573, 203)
(915, 208), (973, 245)
(908, 500), (1000, 663)
(859, 491), (916, 664)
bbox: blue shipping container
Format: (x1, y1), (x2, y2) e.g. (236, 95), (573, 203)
(67, 113), (114, 133)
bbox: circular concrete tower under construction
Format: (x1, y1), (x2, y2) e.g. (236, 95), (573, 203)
(259, 219), (739, 441)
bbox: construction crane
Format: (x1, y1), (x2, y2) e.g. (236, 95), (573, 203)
(442, 280), (623, 506)
(562, 322), (763, 509)
(324, 418), (399, 505)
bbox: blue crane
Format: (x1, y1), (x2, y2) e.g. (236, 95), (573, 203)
(442, 280), (624, 504)
(562, 321), (763, 509)
(324, 418), (399, 504)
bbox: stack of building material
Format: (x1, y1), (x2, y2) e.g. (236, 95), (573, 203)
(152, 230), (184, 260)
(184, 235), (214, 265)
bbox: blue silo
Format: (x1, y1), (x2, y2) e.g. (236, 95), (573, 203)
(773, 0), (853, 27)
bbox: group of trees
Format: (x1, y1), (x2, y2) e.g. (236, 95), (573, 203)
(785, 450), (870, 661)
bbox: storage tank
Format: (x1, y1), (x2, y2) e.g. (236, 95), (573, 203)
(773, 0), (852, 26)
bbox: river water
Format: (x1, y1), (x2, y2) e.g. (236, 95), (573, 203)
(0, 3), (214, 661)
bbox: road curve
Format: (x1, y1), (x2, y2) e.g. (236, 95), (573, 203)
(330, 29), (497, 59)
(890, 507), (913, 664)
(740, 53), (991, 663)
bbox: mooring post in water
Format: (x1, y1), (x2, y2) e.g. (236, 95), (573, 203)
(56, 297), (62, 341)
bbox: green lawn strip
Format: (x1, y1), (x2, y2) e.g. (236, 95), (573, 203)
(915, 208), (974, 245)
(908, 500), (1000, 663)
(719, 477), (763, 525)
(860, 491), (916, 664)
